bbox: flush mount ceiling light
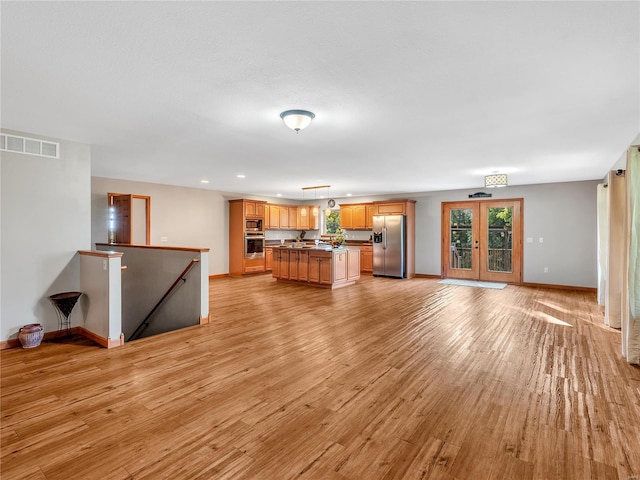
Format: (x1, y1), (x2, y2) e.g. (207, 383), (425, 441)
(484, 173), (508, 188)
(280, 110), (315, 133)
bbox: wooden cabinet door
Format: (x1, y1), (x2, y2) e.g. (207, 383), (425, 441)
(272, 249), (281, 278)
(334, 251), (347, 282)
(288, 207), (297, 230)
(268, 205), (280, 229)
(255, 203), (265, 218)
(278, 249), (290, 279)
(366, 204), (376, 229)
(309, 206), (319, 230)
(279, 207), (289, 229)
(319, 257), (333, 285)
(297, 207), (310, 230)
(340, 206), (353, 229)
(289, 251), (299, 280)
(298, 251), (309, 281)
(347, 249), (360, 281)
(360, 246), (373, 273)
(353, 205), (366, 229)
(376, 201), (406, 215)
(308, 254), (320, 283)
(265, 248), (273, 271)
(245, 201), (257, 217)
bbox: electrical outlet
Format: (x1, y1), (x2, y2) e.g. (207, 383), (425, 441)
(527, 237), (533, 243)
(544, 267), (549, 273)
(160, 236), (168, 242)
(539, 237), (544, 243)
(102, 259), (107, 271)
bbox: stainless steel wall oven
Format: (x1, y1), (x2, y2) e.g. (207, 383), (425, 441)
(244, 233), (265, 258)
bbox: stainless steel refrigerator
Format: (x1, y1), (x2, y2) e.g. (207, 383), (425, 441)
(372, 215), (406, 278)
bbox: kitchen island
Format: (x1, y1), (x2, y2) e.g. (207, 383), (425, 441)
(272, 245), (360, 289)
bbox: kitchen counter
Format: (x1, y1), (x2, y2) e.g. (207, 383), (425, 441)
(271, 246), (360, 288)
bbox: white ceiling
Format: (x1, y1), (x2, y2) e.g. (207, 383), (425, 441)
(2, 1), (638, 200)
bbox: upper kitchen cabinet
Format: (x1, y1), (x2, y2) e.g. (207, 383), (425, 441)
(298, 205), (320, 230)
(366, 204), (376, 229)
(266, 204), (280, 229)
(245, 200), (265, 218)
(340, 203), (371, 230)
(298, 206), (311, 230)
(340, 205), (354, 229)
(374, 200), (414, 216)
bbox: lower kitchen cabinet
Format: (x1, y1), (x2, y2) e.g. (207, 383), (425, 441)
(360, 245), (373, 273)
(272, 246), (360, 288)
(265, 247), (273, 271)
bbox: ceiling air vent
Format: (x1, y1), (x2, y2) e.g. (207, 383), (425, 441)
(0, 133), (59, 158)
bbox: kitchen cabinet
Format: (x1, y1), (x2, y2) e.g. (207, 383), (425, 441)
(297, 206), (319, 230)
(265, 247), (273, 271)
(279, 207), (289, 229)
(340, 203), (373, 230)
(309, 206), (319, 230)
(309, 251), (333, 285)
(288, 250), (310, 281)
(265, 203), (320, 231)
(333, 250), (347, 282)
(360, 245), (373, 273)
(245, 200), (265, 218)
(275, 248), (290, 279)
(271, 248), (281, 277)
(366, 204), (376, 229)
(229, 199), (266, 276)
(348, 249), (361, 281)
(273, 246), (359, 288)
(267, 205), (280, 229)
(288, 207), (297, 229)
(353, 205), (366, 229)
(340, 205), (354, 229)
(375, 201), (407, 215)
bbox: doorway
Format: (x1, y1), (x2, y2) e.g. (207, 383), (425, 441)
(108, 193), (151, 244)
(441, 199), (522, 284)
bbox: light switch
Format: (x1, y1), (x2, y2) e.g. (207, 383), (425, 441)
(539, 237), (544, 243)
(102, 259), (107, 271)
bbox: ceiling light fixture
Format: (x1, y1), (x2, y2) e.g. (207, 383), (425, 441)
(280, 110), (315, 133)
(484, 173), (508, 188)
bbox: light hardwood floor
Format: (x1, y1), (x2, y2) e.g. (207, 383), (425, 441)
(2, 275), (639, 479)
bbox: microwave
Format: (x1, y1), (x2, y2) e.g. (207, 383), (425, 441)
(245, 218), (263, 231)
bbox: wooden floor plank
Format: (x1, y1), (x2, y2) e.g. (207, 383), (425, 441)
(2, 275), (640, 479)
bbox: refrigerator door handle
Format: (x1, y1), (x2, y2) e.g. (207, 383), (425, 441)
(383, 226), (387, 249)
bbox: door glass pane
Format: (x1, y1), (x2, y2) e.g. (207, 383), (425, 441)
(450, 209), (472, 269)
(487, 207), (512, 272)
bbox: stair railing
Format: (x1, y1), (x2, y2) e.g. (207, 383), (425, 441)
(127, 258), (200, 341)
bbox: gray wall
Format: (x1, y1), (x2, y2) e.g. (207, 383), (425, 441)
(91, 177), (227, 275)
(410, 181), (598, 287)
(1, 130), (91, 340)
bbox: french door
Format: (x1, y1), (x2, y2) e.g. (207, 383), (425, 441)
(441, 199), (522, 284)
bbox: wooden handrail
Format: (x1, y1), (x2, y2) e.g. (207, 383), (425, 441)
(127, 258), (200, 342)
